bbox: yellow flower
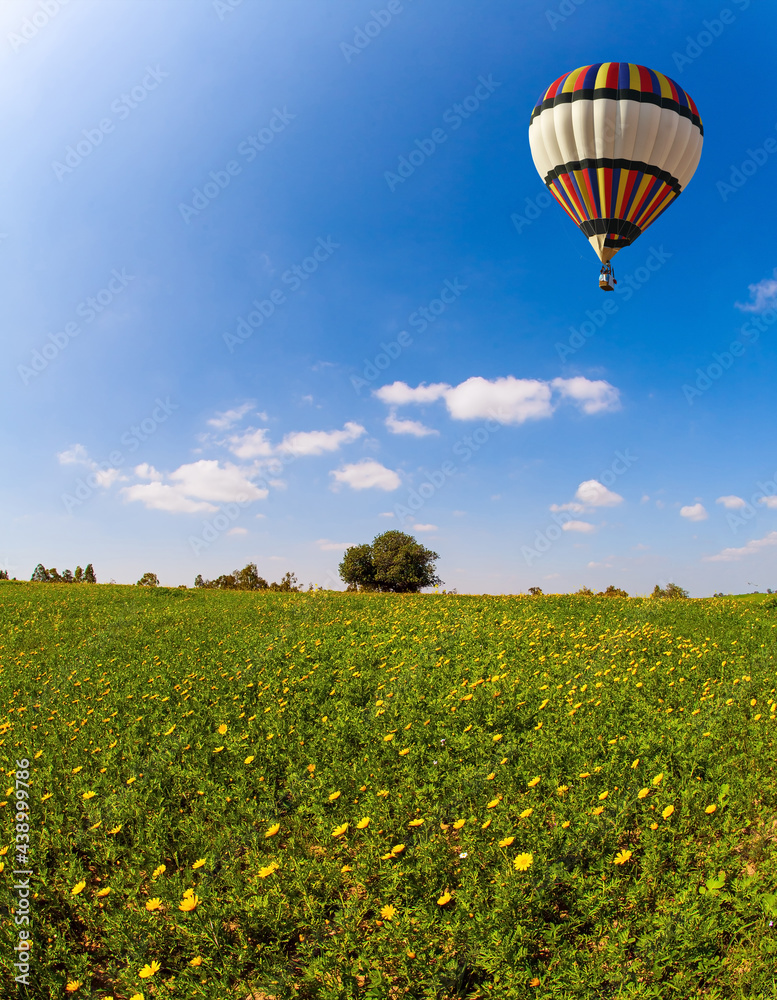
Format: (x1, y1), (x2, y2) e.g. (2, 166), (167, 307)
(486, 772), (496, 780)
(561, 821), (570, 828)
(356, 817), (370, 829)
(380, 904), (397, 920)
(65, 982), (82, 993)
(391, 844), (405, 856)
(341, 864), (353, 873)
(127, 777), (136, 785)
(244, 756), (255, 764)
(192, 858), (206, 870)
(332, 822), (348, 838)
(139, 960), (160, 979)
(614, 849), (632, 865)
(213, 746), (224, 753)
(96, 887), (111, 897)
(217, 724), (228, 735)
(398, 748), (410, 756)
(383, 733), (395, 741)
(638, 788), (650, 799)
(662, 804), (674, 820)
(108, 825), (123, 835)
(652, 772), (663, 786)
(377, 789), (389, 798)
(452, 819), (466, 830)
(579, 772), (590, 778)
(152, 864), (166, 878)
(179, 893), (200, 912)
(520, 807), (533, 819)
(487, 797), (500, 809)
(481, 818), (491, 830)
(592, 806), (605, 816)
(145, 898), (163, 911)
(82, 791), (96, 800)
(527, 776), (541, 788)
(328, 791), (341, 802)
(408, 818), (424, 827)
(71, 880), (86, 895)
(631, 759), (639, 768)
(650, 821), (658, 830)
(556, 785), (569, 795)
(72, 766), (83, 774)
(164, 725), (175, 735)
(34, 750), (43, 759)
(598, 791), (609, 800)
(189, 956), (202, 967)
(258, 863), (279, 878)
(437, 890), (453, 905)
(499, 836), (515, 847)
(41, 792), (53, 802)
(513, 852), (533, 871)
(265, 823), (280, 838)
(129, 994), (144, 1000)
(705, 804), (717, 814)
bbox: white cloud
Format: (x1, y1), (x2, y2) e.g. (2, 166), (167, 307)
(330, 459), (401, 492)
(551, 377), (621, 414)
(170, 460), (268, 503)
(374, 382), (450, 405)
(94, 468), (122, 488)
(716, 495), (746, 509)
(413, 523), (437, 532)
(640, 494), (650, 504)
(207, 402), (256, 431)
(444, 376), (554, 423)
(735, 268), (777, 313)
(121, 482), (217, 514)
(680, 503), (707, 522)
(759, 495), (777, 509)
(378, 511), (394, 517)
(562, 520), (596, 533)
(633, 543), (649, 551)
(575, 480), (623, 507)
(227, 427), (274, 459)
(385, 412), (438, 437)
(704, 530), (777, 562)
(550, 501), (585, 514)
(278, 421), (365, 456)
(228, 527), (247, 536)
(587, 560), (613, 568)
(58, 444), (91, 466)
(135, 463), (162, 480)
(375, 375), (619, 425)
(316, 539), (355, 551)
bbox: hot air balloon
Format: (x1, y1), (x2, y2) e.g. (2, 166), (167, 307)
(528, 63), (703, 290)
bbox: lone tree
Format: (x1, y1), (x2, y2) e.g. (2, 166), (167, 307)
(137, 572), (159, 587)
(339, 531), (441, 593)
(652, 582), (689, 599)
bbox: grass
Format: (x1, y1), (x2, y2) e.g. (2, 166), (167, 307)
(1, 582), (776, 999)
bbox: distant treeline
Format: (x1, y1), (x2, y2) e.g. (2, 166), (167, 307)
(29, 563), (97, 583)
(194, 564), (301, 592)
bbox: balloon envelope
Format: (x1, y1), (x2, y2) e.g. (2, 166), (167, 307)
(529, 63), (703, 263)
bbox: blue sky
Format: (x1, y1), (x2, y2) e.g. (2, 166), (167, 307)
(2, 0), (776, 595)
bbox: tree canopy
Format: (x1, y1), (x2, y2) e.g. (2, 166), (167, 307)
(194, 564), (300, 592)
(339, 531), (441, 593)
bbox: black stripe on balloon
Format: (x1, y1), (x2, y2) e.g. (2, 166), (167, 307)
(530, 88), (703, 136)
(544, 158), (682, 196)
(579, 218), (642, 246)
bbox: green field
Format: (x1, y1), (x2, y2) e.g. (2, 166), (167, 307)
(1, 583), (776, 999)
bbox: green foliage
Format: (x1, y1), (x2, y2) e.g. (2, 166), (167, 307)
(194, 563), (299, 592)
(652, 582), (689, 599)
(528, 586), (543, 595)
(3, 586), (776, 998)
(339, 531), (442, 593)
(599, 584), (629, 597)
(136, 572), (159, 587)
(31, 562), (96, 583)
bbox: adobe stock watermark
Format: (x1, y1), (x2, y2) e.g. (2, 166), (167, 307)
(222, 237), (340, 353)
(340, 1), (413, 63)
(671, 0), (751, 73)
(384, 75), (501, 193)
(546, 0), (586, 31)
(522, 450), (638, 567)
(351, 276), (467, 393)
(212, 0), (245, 19)
(61, 398), (179, 514)
(178, 106), (296, 223)
(7, 0), (70, 53)
(555, 247), (672, 362)
(717, 122), (777, 201)
(17, 268), (135, 385)
(721, 472), (777, 533)
(392, 414), (505, 523)
(52, 67), (169, 180)
(682, 310), (774, 404)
